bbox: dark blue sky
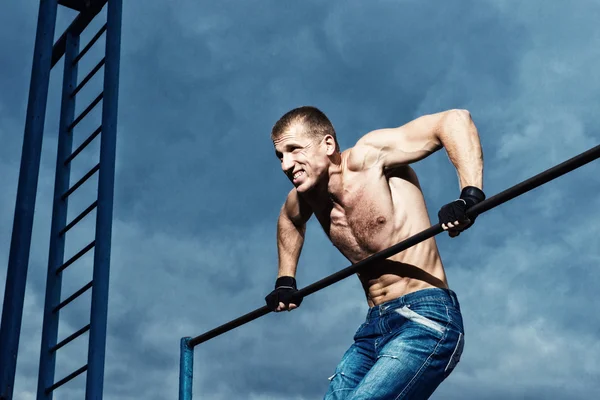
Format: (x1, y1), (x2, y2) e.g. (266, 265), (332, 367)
(1, 1), (599, 399)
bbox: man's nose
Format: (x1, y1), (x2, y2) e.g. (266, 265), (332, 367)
(281, 154), (294, 172)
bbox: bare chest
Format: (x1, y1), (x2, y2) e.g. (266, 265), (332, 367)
(315, 176), (395, 261)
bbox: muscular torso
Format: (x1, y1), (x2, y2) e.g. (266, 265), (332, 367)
(312, 152), (448, 307)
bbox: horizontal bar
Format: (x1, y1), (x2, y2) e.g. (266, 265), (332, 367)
(52, 0), (108, 67)
(61, 163), (100, 200)
(45, 364), (88, 393)
(465, 145), (600, 216)
(65, 125), (102, 165)
(59, 200), (98, 236)
(73, 23), (107, 66)
(188, 143), (600, 348)
(59, 0), (81, 11)
(53, 281), (93, 314)
(58, 0), (90, 12)
(50, 324), (91, 353)
(56, 240), (96, 275)
(71, 58), (105, 98)
(69, 92), (103, 132)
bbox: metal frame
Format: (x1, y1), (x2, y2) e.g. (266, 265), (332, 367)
(0, 1), (59, 398)
(36, 27), (79, 400)
(86, 1), (122, 396)
(0, 1), (121, 399)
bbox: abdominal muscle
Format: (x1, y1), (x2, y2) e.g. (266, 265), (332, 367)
(324, 165), (449, 307)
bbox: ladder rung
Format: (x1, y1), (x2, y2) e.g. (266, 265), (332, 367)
(65, 125), (102, 165)
(73, 22), (107, 65)
(62, 163), (100, 200)
(52, 280), (94, 314)
(56, 240), (95, 275)
(60, 200), (98, 236)
(53, 281), (93, 314)
(50, 324), (91, 353)
(69, 92), (103, 132)
(71, 58), (105, 98)
(46, 364), (88, 393)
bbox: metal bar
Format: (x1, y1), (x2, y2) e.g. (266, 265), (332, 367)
(86, 2), (122, 398)
(50, 324), (91, 353)
(71, 58), (105, 98)
(59, 200), (98, 236)
(65, 125), (102, 165)
(52, 0), (108, 67)
(35, 29), (79, 400)
(61, 163), (100, 200)
(179, 338), (194, 400)
(187, 143), (600, 348)
(68, 92), (103, 132)
(53, 281), (93, 314)
(56, 241), (96, 275)
(73, 24), (107, 66)
(59, 0), (91, 12)
(0, 1), (59, 399)
(45, 365), (88, 394)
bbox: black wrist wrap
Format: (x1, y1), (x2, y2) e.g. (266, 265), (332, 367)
(275, 276), (297, 290)
(460, 186), (486, 209)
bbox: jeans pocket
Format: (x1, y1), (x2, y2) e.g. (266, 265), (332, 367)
(394, 305), (446, 336)
(444, 331), (464, 376)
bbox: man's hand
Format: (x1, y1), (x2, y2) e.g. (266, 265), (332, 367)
(265, 276), (303, 312)
(438, 186), (486, 237)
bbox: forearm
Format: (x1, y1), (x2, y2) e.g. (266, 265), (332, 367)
(439, 110), (484, 190)
(276, 213), (305, 278)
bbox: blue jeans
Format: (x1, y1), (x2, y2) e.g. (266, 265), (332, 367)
(324, 288), (465, 400)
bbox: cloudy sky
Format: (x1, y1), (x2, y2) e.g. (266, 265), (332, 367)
(1, 1), (600, 399)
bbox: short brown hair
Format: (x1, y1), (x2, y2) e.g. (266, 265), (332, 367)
(271, 106), (339, 151)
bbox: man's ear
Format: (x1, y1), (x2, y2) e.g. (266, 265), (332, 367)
(324, 135), (336, 156)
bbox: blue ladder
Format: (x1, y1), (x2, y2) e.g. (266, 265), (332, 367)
(36, 1), (122, 399)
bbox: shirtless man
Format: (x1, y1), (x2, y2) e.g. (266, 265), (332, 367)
(264, 106), (485, 400)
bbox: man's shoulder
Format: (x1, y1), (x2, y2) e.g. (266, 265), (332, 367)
(344, 138), (381, 173)
(283, 188), (313, 224)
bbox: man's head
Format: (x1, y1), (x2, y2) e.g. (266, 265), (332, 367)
(271, 106), (340, 193)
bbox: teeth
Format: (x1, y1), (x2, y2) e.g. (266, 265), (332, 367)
(293, 171), (304, 179)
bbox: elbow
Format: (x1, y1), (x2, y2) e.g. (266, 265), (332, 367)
(442, 109), (475, 134)
(447, 109), (472, 123)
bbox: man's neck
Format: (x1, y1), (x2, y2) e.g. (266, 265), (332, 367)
(301, 155), (344, 210)
(327, 152), (344, 199)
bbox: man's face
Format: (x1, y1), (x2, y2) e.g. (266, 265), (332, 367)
(273, 125), (331, 193)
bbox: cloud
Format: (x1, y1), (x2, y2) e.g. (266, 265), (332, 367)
(2, 1), (600, 399)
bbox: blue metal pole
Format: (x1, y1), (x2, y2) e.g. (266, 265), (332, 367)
(0, 1), (58, 399)
(179, 338), (194, 400)
(86, 0), (122, 398)
(36, 31), (79, 400)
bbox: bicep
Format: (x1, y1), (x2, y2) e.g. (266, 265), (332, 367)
(352, 112), (445, 170)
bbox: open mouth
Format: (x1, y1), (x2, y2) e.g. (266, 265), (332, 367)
(292, 170), (305, 183)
